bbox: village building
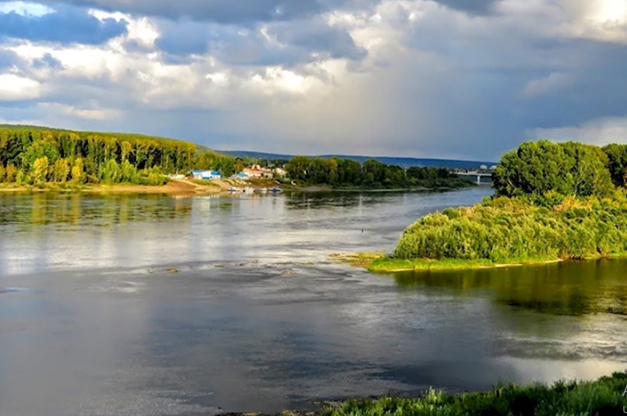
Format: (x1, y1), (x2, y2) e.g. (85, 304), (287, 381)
(244, 165), (273, 179)
(273, 167), (287, 178)
(191, 170), (222, 180)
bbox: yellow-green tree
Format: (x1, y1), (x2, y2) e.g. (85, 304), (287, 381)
(32, 156), (50, 185)
(71, 158), (84, 183)
(53, 159), (70, 182)
(5, 165), (17, 182)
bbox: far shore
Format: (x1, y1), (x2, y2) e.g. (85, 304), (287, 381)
(331, 252), (627, 273)
(0, 179), (478, 196)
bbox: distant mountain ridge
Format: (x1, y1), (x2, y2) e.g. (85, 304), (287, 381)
(218, 150), (497, 170)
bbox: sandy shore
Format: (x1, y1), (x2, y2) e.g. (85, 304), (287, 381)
(0, 179), (222, 196)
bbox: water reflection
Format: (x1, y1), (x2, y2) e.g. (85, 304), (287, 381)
(1, 188), (627, 416)
(0, 189), (491, 276)
(394, 260), (627, 316)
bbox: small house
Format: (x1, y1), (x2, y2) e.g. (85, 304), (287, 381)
(273, 167), (287, 178)
(191, 170), (222, 180)
(233, 172), (250, 180)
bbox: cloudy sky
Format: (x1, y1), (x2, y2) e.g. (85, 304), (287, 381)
(0, 0), (626, 160)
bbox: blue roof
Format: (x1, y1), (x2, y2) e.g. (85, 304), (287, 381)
(211, 171), (221, 175)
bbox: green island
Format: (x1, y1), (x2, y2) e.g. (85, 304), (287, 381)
(341, 140), (627, 273)
(0, 125), (474, 194)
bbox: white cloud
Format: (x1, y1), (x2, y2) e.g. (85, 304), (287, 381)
(0, 73), (40, 100)
(529, 116), (627, 146)
(0, 0), (627, 159)
(0, 1), (51, 16)
(42, 102), (123, 120)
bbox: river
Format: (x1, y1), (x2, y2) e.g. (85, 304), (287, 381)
(0, 188), (625, 416)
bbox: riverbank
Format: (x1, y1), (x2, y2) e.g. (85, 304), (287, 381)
(222, 372), (627, 416)
(0, 179), (222, 196)
(0, 179), (478, 196)
(331, 252), (568, 273)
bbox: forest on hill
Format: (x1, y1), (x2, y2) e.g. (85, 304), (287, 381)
(0, 125), (477, 190)
(0, 126), (235, 186)
(220, 150), (496, 170)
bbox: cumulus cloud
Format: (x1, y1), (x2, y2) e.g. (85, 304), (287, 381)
(1, 0), (335, 23)
(0, 6), (128, 44)
(0, 73), (41, 100)
(0, 0), (626, 160)
(529, 116), (627, 147)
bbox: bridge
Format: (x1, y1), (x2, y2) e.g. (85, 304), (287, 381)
(456, 171), (492, 185)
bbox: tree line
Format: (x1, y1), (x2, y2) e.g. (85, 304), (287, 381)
(285, 156), (473, 189)
(0, 126), (233, 186)
(492, 140), (627, 198)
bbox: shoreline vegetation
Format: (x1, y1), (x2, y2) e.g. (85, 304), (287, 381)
(0, 125), (476, 195)
(342, 140), (627, 273)
(224, 372), (627, 416)
(0, 179), (476, 196)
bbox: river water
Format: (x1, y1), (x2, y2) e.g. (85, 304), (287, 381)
(0, 188), (625, 416)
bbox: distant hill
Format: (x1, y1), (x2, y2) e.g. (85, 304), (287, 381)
(218, 150), (497, 170)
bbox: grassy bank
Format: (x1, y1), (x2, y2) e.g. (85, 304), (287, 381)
(321, 372), (627, 416)
(390, 193), (627, 269)
(334, 192), (627, 273)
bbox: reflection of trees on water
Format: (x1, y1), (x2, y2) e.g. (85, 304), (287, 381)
(285, 193), (410, 210)
(0, 193), (194, 228)
(394, 260), (627, 316)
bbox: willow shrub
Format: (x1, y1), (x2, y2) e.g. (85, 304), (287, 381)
(394, 191), (627, 263)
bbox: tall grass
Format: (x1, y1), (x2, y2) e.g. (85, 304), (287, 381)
(323, 372), (627, 416)
(394, 191), (627, 263)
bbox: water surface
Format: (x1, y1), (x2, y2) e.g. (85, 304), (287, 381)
(0, 189), (625, 416)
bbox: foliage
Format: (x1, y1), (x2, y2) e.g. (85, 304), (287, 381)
(285, 156), (473, 189)
(493, 140), (614, 197)
(323, 372), (627, 416)
(602, 143), (627, 188)
(0, 126), (232, 186)
(394, 192), (627, 263)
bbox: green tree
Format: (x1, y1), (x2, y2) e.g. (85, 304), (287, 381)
(0, 165), (5, 183)
(493, 140), (614, 197)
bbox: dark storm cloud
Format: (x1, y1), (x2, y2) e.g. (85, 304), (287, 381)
(155, 18), (365, 65)
(515, 39), (627, 129)
(2, 0), (329, 23)
(433, 0), (500, 14)
(269, 20), (367, 61)
(0, 7), (127, 45)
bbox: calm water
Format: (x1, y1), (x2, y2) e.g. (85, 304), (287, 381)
(0, 189), (626, 416)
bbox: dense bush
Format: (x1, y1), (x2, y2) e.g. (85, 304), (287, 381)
(394, 192), (627, 263)
(324, 372), (627, 416)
